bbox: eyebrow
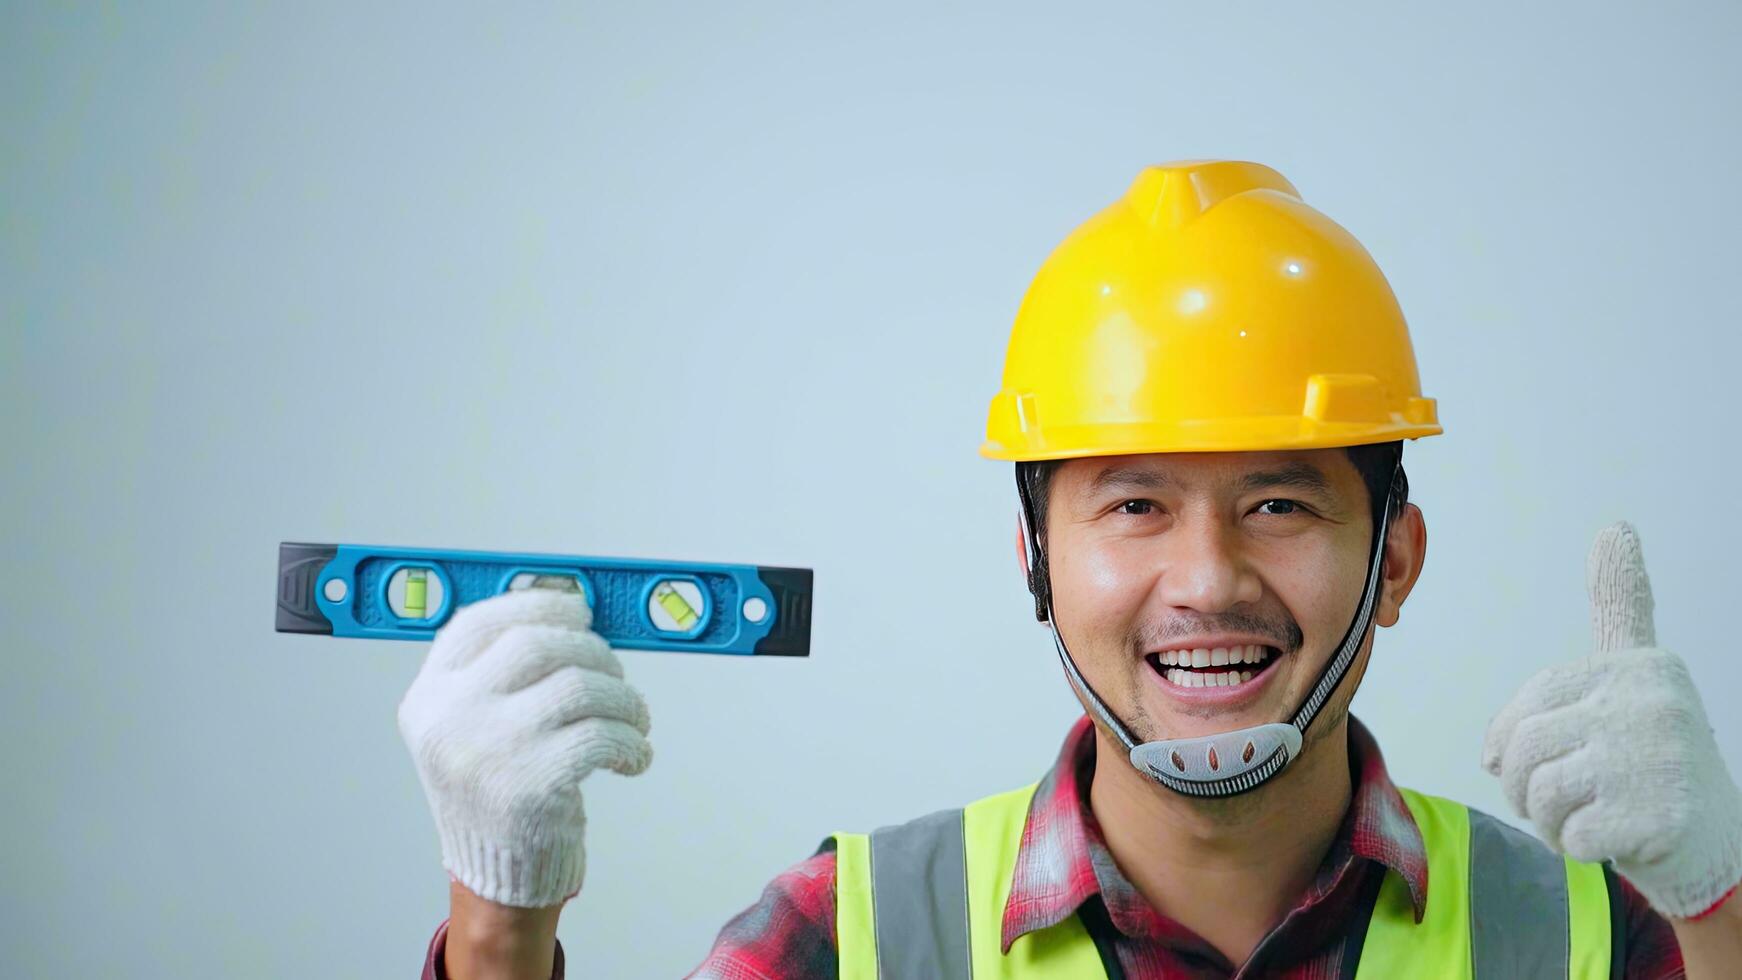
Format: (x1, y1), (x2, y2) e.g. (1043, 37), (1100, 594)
(1085, 460), (1337, 500)
(1235, 461), (1336, 499)
(1087, 467), (1177, 495)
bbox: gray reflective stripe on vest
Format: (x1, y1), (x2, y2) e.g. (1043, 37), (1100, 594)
(869, 808), (971, 979)
(1466, 808), (1573, 977)
(865, 804), (1584, 978)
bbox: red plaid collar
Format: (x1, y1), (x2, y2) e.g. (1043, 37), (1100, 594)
(1000, 714), (1429, 952)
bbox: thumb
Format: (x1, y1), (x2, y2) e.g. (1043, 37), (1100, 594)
(1587, 521), (1656, 653)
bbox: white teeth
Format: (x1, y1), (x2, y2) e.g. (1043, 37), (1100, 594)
(1156, 645), (1275, 666)
(1155, 645), (1276, 666)
(1158, 649), (1271, 690)
(1165, 668), (1207, 689)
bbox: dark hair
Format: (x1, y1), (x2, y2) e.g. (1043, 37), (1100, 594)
(1017, 442), (1407, 614)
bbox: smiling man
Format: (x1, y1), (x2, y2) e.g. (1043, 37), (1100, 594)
(407, 161), (1741, 978)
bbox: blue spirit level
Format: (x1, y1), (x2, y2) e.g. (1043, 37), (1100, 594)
(276, 542), (812, 656)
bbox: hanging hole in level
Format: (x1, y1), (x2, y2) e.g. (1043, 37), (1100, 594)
(742, 597), (769, 623)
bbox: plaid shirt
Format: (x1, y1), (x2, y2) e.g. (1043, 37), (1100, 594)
(423, 714), (1685, 978)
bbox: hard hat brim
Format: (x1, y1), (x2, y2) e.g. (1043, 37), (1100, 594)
(980, 418), (1443, 462)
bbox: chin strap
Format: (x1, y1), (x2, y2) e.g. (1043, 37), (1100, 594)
(1016, 453), (1400, 798)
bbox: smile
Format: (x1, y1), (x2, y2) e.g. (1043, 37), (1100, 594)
(1145, 644), (1280, 690)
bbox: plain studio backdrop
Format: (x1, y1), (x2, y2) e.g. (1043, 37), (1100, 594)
(3, 2), (1739, 976)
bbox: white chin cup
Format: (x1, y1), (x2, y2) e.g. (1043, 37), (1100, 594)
(1129, 722), (1303, 797)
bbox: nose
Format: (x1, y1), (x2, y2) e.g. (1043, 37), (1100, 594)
(1153, 514), (1263, 614)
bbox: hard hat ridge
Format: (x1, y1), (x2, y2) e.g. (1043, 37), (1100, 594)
(1122, 160), (1302, 230)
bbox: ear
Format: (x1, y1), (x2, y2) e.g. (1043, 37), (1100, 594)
(1376, 502), (1427, 628)
(1015, 511), (1031, 581)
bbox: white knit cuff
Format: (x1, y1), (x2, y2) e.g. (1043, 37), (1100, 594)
(437, 821), (586, 909)
(1629, 804), (1742, 920)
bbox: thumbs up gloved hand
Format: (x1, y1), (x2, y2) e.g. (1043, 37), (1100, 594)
(1481, 522), (1742, 920)
(397, 586), (653, 908)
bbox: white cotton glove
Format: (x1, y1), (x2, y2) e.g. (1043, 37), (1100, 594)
(396, 587), (653, 908)
(1482, 521), (1742, 920)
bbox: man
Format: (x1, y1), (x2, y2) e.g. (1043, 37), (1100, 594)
(401, 161), (1742, 978)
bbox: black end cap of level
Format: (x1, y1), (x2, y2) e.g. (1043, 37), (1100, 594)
(277, 542), (337, 634)
(752, 566), (813, 657)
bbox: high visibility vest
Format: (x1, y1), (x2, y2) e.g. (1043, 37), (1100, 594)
(832, 784), (1613, 979)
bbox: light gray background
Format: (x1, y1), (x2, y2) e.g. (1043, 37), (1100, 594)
(4, 2), (1738, 976)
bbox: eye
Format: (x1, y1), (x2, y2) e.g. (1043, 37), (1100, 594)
(1255, 499), (1305, 516)
(1117, 499), (1156, 516)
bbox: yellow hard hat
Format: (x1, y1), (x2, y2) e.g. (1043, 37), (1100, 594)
(982, 160), (1442, 461)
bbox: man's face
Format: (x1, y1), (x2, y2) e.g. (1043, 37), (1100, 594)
(1044, 449), (1393, 744)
